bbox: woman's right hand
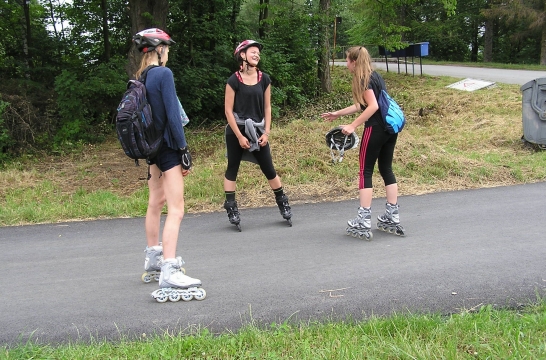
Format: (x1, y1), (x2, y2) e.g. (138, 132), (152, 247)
(320, 111), (339, 122)
(238, 135), (250, 149)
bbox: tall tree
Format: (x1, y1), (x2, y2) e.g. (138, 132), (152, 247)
(259, 0), (270, 38)
(318, 0), (332, 93)
(483, 0), (546, 64)
(100, 0), (110, 62)
(127, 0), (169, 77)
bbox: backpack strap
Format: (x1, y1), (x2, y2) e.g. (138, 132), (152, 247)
(139, 64), (159, 83)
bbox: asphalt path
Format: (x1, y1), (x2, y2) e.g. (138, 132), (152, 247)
(369, 61), (546, 86)
(1, 183), (545, 346)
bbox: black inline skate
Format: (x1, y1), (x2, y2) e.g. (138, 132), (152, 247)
(276, 194), (292, 226)
(377, 202), (405, 236)
(224, 200), (241, 231)
(346, 206), (373, 240)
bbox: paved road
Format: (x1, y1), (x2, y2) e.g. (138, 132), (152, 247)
(369, 61), (546, 85)
(1, 183), (545, 346)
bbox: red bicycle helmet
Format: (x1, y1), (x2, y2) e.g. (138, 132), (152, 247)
(234, 40), (263, 57)
(133, 28), (176, 53)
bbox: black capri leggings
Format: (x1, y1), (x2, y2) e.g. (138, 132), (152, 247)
(359, 124), (398, 189)
(224, 130), (277, 181)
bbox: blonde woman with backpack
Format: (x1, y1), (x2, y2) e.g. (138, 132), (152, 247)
(133, 28), (205, 302)
(321, 46), (405, 240)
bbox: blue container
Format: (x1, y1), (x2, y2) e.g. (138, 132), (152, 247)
(411, 42), (429, 57)
(520, 78), (546, 147)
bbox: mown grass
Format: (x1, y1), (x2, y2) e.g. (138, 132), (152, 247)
(2, 301), (545, 359)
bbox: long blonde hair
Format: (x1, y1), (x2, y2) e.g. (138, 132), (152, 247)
(134, 46), (164, 79)
(346, 46), (373, 108)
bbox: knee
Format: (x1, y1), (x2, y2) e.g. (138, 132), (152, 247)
(167, 206), (185, 222)
(148, 195), (166, 211)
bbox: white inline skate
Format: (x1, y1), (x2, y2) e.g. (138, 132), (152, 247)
(142, 245), (163, 283)
(346, 206), (373, 240)
(377, 202), (405, 236)
(142, 246), (185, 283)
(151, 257), (206, 303)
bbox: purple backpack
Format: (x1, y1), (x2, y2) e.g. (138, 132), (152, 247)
(116, 65), (162, 165)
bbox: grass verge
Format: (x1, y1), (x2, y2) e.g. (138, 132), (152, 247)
(1, 67), (545, 226)
(2, 300), (545, 359)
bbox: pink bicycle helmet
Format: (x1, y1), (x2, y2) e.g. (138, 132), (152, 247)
(234, 40), (263, 57)
(133, 28), (176, 53)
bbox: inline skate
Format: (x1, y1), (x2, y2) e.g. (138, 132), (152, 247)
(276, 194), (292, 226)
(224, 200), (241, 232)
(143, 246), (185, 283)
(151, 258), (206, 303)
(346, 206), (373, 240)
(377, 202), (405, 236)
(142, 245), (163, 283)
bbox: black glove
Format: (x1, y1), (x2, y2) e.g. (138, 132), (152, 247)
(179, 147), (192, 170)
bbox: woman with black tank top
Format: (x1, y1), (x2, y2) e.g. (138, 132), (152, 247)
(321, 46), (405, 240)
(223, 40), (292, 231)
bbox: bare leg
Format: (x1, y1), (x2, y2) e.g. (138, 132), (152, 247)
(385, 183), (398, 205)
(146, 165), (166, 248)
(359, 188), (373, 208)
(224, 177), (236, 192)
(267, 175), (282, 189)
(159, 164), (185, 259)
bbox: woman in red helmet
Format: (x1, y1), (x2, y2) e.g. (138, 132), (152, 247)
(133, 28), (204, 300)
(223, 40), (292, 231)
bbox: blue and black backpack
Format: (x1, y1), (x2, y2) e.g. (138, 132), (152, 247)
(116, 65), (162, 165)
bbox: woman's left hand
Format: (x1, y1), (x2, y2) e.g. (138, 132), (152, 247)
(259, 133), (269, 147)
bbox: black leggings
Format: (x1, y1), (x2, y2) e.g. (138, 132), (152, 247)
(359, 124), (398, 189)
(224, 131), (277, 181)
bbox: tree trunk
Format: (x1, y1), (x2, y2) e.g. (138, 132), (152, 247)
(483, 19), (493, 63)
(23, 0), (32, 78)
(126, 0), (169, 78)
(318, 0), (332, 93)
(541, 25), (546, 65)
(100, 0), (111, 63)
(259, 0), (269, 39)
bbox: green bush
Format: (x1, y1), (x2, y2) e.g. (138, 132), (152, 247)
(53, 57), (127, 146)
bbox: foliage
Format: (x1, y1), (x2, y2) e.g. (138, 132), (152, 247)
(259, 3), (320, 113)
(167, 0), (237, 124)
(1, 0), (546, 161)
(53, 57), (127, 146)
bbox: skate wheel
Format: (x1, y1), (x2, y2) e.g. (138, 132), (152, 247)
(154, 291), (168, 303)
(181, 292), (193, 302)
(358, 232), (373, 241)
(236, 224), (241, 232)
(168, 292), (181, 302)
(287, 218), (292, 227)
(194, 288), (207, 301)
(142, 273), (152, 283)
(154, 274), (160, 282)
